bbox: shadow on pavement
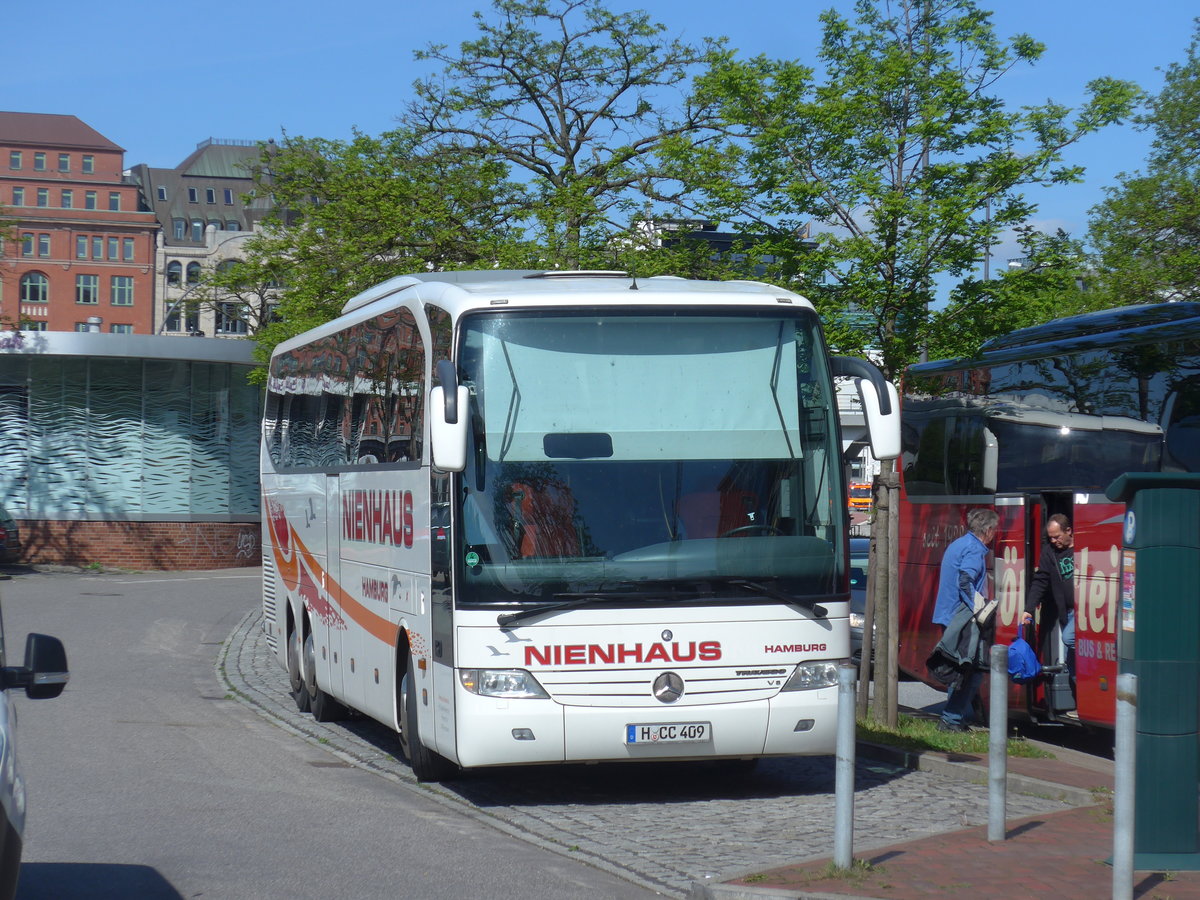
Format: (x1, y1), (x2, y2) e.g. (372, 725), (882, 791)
(18, 862), (183, 899)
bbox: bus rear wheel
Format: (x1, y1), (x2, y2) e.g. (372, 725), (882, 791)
(288, 624), (310, 713)
(302, 630), (347, 723)
(399, 656), (456, 782)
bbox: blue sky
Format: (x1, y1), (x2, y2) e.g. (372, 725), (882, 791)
(7, 0), (1196, 265)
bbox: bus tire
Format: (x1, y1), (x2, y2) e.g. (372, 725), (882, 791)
(288, 623), (310, 713)
(399, 655), (456, 782)
(302, 630), (347, 723)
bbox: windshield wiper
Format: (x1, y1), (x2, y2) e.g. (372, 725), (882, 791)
(725, 578), (828, 618)
(497, 590), (673, 628)
(497, 578), (828, 627)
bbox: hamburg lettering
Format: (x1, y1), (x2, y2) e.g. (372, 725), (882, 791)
(524, 640), (721, 667)
(764, 643), (827, 654)
(342, 490), (414, 548)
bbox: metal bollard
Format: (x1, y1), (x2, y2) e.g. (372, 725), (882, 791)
(1113, 673), (1137, 900)
(834, 662), (857, 869)
(988, 644), (1007, 842)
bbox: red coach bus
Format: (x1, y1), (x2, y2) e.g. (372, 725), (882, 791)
(896, 302), (1200, 728)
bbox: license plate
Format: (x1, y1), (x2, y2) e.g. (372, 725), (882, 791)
(625, 722), (711, 744)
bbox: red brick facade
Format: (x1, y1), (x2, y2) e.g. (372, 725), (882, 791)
(15, 519), (261, 570)
(0, 112), (159, 333)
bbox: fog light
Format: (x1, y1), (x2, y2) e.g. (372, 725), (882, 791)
(511, 728), (536, 741)
(793, 719), (815, 732)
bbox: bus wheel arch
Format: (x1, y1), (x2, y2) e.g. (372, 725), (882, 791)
(396, 630), (456, 782)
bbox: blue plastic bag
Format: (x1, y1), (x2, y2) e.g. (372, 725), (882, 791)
(1007, 636), (1041, 683)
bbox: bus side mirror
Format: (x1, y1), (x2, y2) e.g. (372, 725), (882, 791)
(857, 378), (901, 461)
(430, 386), (470, 472)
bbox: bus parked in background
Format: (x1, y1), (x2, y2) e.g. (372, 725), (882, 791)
(261, 270), (899, 779)
(896, 302), (1200, 728)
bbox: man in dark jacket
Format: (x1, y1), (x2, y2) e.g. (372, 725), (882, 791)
(1021, 513), (1076, 675)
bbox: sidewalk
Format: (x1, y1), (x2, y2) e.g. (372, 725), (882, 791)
(696, 737), (1200, 900)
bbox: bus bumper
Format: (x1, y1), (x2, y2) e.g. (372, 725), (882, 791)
(451, 688), (838, 768)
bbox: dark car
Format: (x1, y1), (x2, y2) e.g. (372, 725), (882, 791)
(0, 599), (69, 900)
(0, 506), (20, 564)
(849, 537), (871, 667)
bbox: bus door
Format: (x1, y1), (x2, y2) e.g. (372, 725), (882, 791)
(322, 473), (346, 704)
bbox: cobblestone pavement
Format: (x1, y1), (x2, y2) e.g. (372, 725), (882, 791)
(220, 608), (1074, 898)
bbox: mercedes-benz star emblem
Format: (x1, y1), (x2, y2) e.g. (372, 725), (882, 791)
(653, 671), (685, 703)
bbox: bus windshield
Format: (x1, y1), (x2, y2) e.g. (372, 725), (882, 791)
(454, 309), (844, 606)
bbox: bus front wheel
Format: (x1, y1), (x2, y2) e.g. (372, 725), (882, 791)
(399, 656), (456, 782)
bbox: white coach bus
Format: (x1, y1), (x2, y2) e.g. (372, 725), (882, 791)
(260, 270), (899, 780)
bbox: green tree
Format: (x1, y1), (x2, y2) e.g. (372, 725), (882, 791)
(672, 0), (1140, 378)
(1090, 20), (1200, 305)
(407, 0), (723, 265)
(924, 226), (1101, 361)
(243, 128), (526, 366)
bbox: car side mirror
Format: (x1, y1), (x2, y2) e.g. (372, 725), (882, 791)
(1, 633), (70, 699)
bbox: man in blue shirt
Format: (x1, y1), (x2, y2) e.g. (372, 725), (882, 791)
(932, 507), (999, 731)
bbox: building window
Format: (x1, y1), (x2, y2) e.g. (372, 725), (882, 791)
(9, 151), (20, 170)
(123, 238), (134, 261)
(85, 191), (97, 210)
(172, 218), (185, 240)
(33, 152), (46, 171)
(205, 188), (216, 203)
(188, 187), (198, 203)
(58, 153), (70, 172)
(37, 234), (50, 258)
(226, 220), (241, 231)
(74, 323), (91, 332)
(207, 219), (221, 233)
(166, 261), (182, 285)
(224, 188), (234, 205)
(19, 273), (48, 303)
(109, 324), (133, 334)
(217, 302), (249, 335)
(108, 192), (121, 211)
(76, 274), (99, 304)
(36, 188), (49, 207)
(92, 236), (103, 258)
(108, 237), (119, 259)
(157, 186), (167, 201)
(21, 234), (33, 257)
(61, 189), (73, 209)
(24, 322), (47, 332)
(111, 276), (134, 306)
(82, 155), (94, 174)
(190, 220), (203, 242)
(11, 187), (22, 206)
(76, 235), (88, 258)
(186, 262), (202, 284)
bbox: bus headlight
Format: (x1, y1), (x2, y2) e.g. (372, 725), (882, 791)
(849, 612), (865, 629)
(780, 661), (841, 691)
(458, 668), (549, 699)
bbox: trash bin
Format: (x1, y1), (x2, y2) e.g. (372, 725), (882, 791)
(1107, 472), (1200, 870)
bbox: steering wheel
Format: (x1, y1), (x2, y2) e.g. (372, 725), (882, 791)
(719, 524), (784, 538)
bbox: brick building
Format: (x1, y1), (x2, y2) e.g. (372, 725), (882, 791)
(0, 112), (159, 333)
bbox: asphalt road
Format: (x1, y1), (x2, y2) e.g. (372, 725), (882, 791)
(1, 568), (654, 900)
